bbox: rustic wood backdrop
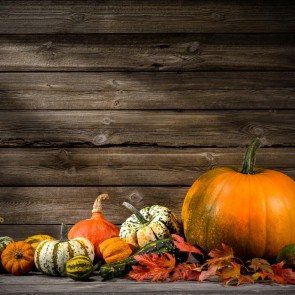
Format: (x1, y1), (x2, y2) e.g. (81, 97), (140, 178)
(0, 0), (294, 240)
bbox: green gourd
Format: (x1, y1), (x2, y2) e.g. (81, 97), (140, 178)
(66, 255), (93, 281)
(99, 238), (175, 280)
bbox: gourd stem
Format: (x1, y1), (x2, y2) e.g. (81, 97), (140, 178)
(14, 252), (23, 259)
(60, 223), (68, 242)
(92, 193), (109, 213)
(122, 202), (147, 224)
(241, 138), (262, 174)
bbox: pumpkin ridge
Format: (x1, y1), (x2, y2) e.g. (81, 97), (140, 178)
(205, 171), (239, 250)
(52, 243), (60, 276)
(75, 239), (89, 257)
(67, 241), (74, 260)
(35, 240), (47, 271)
(264, 171), (295, 243)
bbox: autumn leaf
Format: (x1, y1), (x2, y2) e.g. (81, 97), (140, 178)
(199, 265), (219, 281)
(271, 261), (295, 285)
(170, 263), (201, 282)
(248, 259), (295, 285)
(248, 258), (273, 274)
(172, 234), (203, 257)
(218, 262), (253, 286)
(209, 243), (234, 262)
(128, 253), (176, 282)
(127, 252), (201, 282)
(202, 243), (235, 271)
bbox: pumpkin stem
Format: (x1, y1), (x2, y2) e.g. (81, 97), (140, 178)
(14, 252), (23, 259)
(92, 193), (109, 213)
(122, 202), (148, 224)
(241, 137), (262, 174)
(60, 223), (69, 242)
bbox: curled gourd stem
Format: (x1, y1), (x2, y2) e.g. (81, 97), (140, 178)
(60, 223), (69, 242)
(241, 137), (262, 174)
(92, 193), (109, 213)
(122, 202), (147, 224)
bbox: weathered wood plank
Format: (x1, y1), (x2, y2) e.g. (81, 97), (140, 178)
(0, 148), (294, 186)
(0, 111), (294, 147)
(0, 272), (295, 295)
(0, 0), (294, 34)
(0, 186), (188, 225)
(0, 34), (293, 71)
(0, 273), (295, 294)
(0, 225), (62, 240)
(0, 72), (294, 110)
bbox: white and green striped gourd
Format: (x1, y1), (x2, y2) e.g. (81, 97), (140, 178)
(119, 202), (181, 248)
(34, 223), (94, 276)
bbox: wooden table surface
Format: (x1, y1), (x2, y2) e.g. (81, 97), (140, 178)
(1, 272), (295, 294)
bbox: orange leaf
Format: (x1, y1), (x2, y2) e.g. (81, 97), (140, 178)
(248, 258), (273, 274)
(172, 234), (203, 257)
(128, 252), (201, 282)
(128, 253), (176, 282)
(271, 261), (295, 285)
(209, 243), (234, 260)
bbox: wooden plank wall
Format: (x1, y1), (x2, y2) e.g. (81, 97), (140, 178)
(0, 0), (294, 240)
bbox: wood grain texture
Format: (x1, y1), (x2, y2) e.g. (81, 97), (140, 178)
(0, 72), (294, 110)
(1, 274), (295, 294)
(0, 34), (294, 71)
(0, 225), (62, 240)
(0, 0), (294, 34)
(0, 186), (188, 225)
(0, 148), (294, 186)
(0, 110), (294, 147)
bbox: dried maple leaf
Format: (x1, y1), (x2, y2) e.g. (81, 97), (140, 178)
(271, 261), (295, 285)
(209, 243), (234, 261)
(218, 262), (253, 286)
(199, 264), (219, 281)
(248, 258), (273, 274)
(202, 243), (235, 271)
(249, 259), (295, 285)
(170, 263), (201, 282)
(172, 234), (204, 257)
(128, 253), (176, 282)
(199, 243), (253, 286)
(127, 252), (201, 282)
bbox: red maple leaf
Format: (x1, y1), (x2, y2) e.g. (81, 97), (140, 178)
(271, 261), (295, 285)
(127, 252), (201, 282)
(172, 234), (203, 257)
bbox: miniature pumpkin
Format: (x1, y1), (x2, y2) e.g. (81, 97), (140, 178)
(66, 255), (93, 281)
(119, 202), (181, 248)
(1, 241), (34, 275)
(34, 223), (94, 276)
(25, 234), (55, 249)
(98, 237), (134, 263)
(182, 138), (295, 260)
(68, 193), (120, 257)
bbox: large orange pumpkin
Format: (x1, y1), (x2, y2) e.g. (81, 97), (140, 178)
(182, 138), (295, 260)
(68, 193), (119, 258)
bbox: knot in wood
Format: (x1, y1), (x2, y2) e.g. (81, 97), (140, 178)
(128, 192), (142, 203)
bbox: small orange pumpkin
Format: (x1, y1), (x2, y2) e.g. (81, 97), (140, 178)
(1, 241), (35, 275)
(68, 193), (120, 257)
(98, 237), (135, 263)
(182, 138), (295, 260)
